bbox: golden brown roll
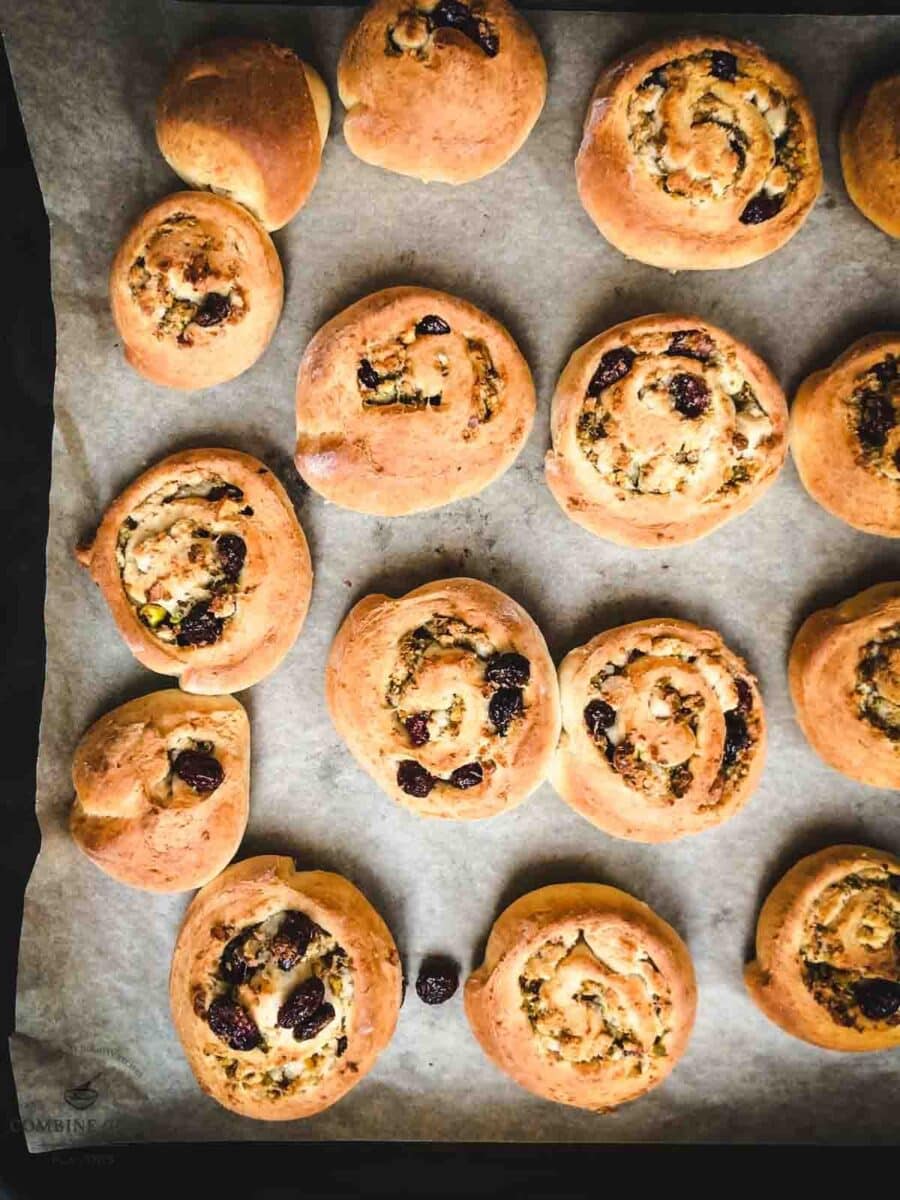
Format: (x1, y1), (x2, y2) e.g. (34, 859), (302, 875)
(576, 35), (821, 270)
(465, 883), (697, 1111)
(156, 38), (331, 232)
(551, 618), (765, 842)
(109, 191), (283, 390)
(746, 845), (900, 1052)
(76, 449), (312, 695)
(170, 856), (402, 1119)
(841, 73), (900, 237)
(791, 333), (900, 536)
(789, 583), (900, 787)
(544, 313), (788, 547)
(70, 690), (249, 892)
(326, 578), (560, 818)
(294, 286), (535, 515)
(337, 0), (546, 184)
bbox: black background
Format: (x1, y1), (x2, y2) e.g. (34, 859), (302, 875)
(1, 2), (895, 1192)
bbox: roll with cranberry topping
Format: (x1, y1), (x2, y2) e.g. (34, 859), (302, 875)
(170, 856), (402, 1119)
(465, 883), (697, 1111)
(326, 578), (560, 818)
(295, 286), (535, 515)
(791, 334), (900, 537)
(545, 314), (788, 547)
(790, 583), (900, 788)
(109, 191), (283, 389)
(337, 0), (546, 184)
(841, 72), (900, 238)
(576, 36), (821, 270)
(552, 618), (766, 842)
(746, 845), (900, 1051)
(71, 690), (249, 892)
(75, 449), (312, 694)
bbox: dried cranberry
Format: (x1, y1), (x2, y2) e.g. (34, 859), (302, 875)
(430, 0), (470, 28)
(853, 978), (900, 1020)
(217, 532), (246, 582)
(293, 1002), (336, 1041)
(485, 652), (531, 688)
(207, 483), (244, 502)
(404, 713), (431, 747)
(587, 347), (636, 396)
(415, 957), (459, 1005)
(584, 699), (616, 738)
(172, 749), (224, 794)
(670, 373), (710, 419)
(271, 911), (319, 970)
(219, 926), (261, 985)
(415, 315), (451, 336)
(175, 602), (223, 646)
(397, 760), (435, 797)
(489, 687), (524, 735)
(277, 976), (326, 1028)
(207, 996), (261, 1051)
(739, 192), (785, 225)
(735, 678), (753, 713)
(474, 21), (499, 56)
(722, 710), (751, 768)
(357, 359), (381, 390)
(874, 358), (898, 387)
(857, 393), (896, 448)
(805, 960), (832, 983)
(640, 66), (668, 90)
(194, 292), (231, 327)
(449, 762), (483, 789)
(336, 1036), (348, 1057)
(710, 50), (737, 81)
(667, 330), (715, 362)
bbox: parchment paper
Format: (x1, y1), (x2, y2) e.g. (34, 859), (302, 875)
(5, 0), (900, 1151)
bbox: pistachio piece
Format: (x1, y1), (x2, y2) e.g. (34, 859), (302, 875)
(139, 602), (168, 628)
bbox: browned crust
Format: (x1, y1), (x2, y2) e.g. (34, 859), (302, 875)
(169, 856), (402, 1119)
(294, 285), (536, 515)
(109, 191), (283, 390)
(76, 448), (312, 694)
(465, 883), (697, 1111)
(745, 845), (900, 1052)
(325, 577), (561, 818)
(840, 73), (900, 238)
(337, 0), (546, 184)
(791, 332), (900, 536)
(576, 34), (822, 270)
(544, 312), (788, 547)
(789, 583), (900, 787)
(70, 690), (249, 892)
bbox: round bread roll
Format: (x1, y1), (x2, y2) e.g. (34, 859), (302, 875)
(791, 333), (900, 537)
(326, 578), (560, 818)
(75, 449), (312, 695)
(576, 35), (821, 270)
(295, 286), (535, 515)
(552, 618), (766, 842)
(545, 313), (788, 547)
(156, 38), (331, 232)
(465, 883), (697, 1111)
(337, 0), (546, 184)
(841, 73), (900, 237)
(746, 845), (900, 1051)
(71, 690), (249, 892)
(170, 856), (402, 1119)
(109, 191), (283, 390)
(789, 583), (900, 788)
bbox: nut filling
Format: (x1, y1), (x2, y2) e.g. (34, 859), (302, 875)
(581, 634), (758, 809)
(197, 910), (354, 1099)
(519, 934), (672, 1073)
(357, 313), (500, 432)
(127, 211), (248, 346)
(857, 627), (900, 740)
(800, 870), (900, 1029)
(847, 355), (900, 474)
(576, 328), (779, 500)
(627, 49), (808, 223)
(116, 470), (252, 647)
(386, 0), (499, 60)
(386, 618), (531, 797)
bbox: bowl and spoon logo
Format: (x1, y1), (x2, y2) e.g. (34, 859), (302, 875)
(63, 1071), (103, 1111)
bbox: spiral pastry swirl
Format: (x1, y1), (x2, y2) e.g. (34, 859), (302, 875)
(746, 846), (900, 1052)
(545, 314), (787, 547)
(325, 578), (560, 818)
(552, 618), (766, 842)
(576, 36), (821, 270)
(790, 583), (900, 788)
(465, 883), (697, 1111)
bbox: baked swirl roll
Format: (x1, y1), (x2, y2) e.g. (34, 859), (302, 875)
(76, 449), (312, 694)
(465, 883), (697, 1111)
(576, 36), (821, 270)
(326, 578), (560, 818)
(109, 192), (283, 390)
(71, 690), (249, 892)
(544, 314), (788, 547)
(551, 618), (765, 842)
(791, 334), (900, 536)
(170, 856), (402, 1119)
(789, 584), (900, 787)
(841, 73), (900, 238)
(295, 286), (535, 515)
(746, 845), (900, 1051)
(337, 0), (546, 184)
